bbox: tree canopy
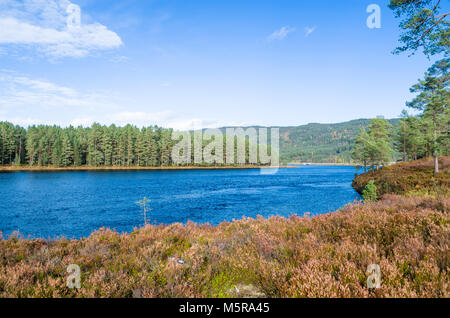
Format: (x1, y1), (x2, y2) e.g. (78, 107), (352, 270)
(389, 0), (449, 173)
(389, 0), (449, 56)
(406, 58), (449, 171)
(351, 118), (394, 171)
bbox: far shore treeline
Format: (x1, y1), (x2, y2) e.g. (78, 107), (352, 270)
(0, 115), (448, 168)
(0, 122), (273, 167)
(0, 120), (395, 167)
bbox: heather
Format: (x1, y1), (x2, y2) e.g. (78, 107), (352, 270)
(0, 194), (448, 298)
(353, 156), (450, 197)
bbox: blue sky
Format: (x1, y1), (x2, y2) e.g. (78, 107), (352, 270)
(0, 0), (445, 129)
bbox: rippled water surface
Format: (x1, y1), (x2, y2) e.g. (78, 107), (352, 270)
(0, 166), (361, 238)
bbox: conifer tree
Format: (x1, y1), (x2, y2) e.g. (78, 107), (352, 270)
(406, 58), (449, 173)
(61, 131), (74, 167)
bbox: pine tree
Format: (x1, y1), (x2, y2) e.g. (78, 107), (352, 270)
(102, 126), (113, 166)
(396, 111), (429, 161)
(136, 128), (144, 167)
(61, 132), (74, 167)
(159, 129), (173, 166)
(352, 128), (371, 172)
(117, 128), (127, 166)
(406, 58), (449, 173)
(125, 125), (136, 166)
(352, 119), (394, 170)
(88, 123), (105, 166)
(367, 118), (394, 168)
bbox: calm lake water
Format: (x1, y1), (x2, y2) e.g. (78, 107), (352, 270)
(0, 166), (361, 239)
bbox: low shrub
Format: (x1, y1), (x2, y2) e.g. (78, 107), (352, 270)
(362, 180), (378, 202)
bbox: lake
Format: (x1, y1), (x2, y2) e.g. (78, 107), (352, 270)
(0, 166), (361, 239)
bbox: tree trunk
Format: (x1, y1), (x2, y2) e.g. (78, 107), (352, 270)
(18, 136), (22, 165)
(403, 122), (406, 162)
(434, 153), (439, 174)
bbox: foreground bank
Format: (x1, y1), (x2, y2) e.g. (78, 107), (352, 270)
(0, 192), (448, 298)
(352, 157), (449, 197)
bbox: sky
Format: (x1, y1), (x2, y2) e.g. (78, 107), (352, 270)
(0, 0), (446, 130)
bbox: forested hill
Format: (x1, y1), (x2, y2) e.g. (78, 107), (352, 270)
(220, 118), (399, 164)
(0, 118), (399, 167)
(279, 118), (399, 163)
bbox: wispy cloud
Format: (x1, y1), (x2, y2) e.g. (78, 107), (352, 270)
(104, 112), (249, 131)
(304, 26), (317, 37)
(107, 111), (178, 127)
(0, 71), (120, 118)
(0, 71), (251, 130)
(109, 55), (129, 63)
(0, 0), (122, 58)
(10, 76), (77, 96)
(267, 26), (296, 42)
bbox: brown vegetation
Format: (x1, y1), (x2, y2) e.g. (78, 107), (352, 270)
(353, 156), (450, 197)
(0, 194), (448, 298)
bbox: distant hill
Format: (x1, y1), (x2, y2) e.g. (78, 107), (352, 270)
(219, 118), (400, 164)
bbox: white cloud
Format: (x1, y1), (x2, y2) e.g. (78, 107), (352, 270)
(0, 72), (257, 130)
(0, 116), (42, 127)
(70, 117), (96, 127)
(70, 111), (254, 131)
(267, 26), (295, 42)
(11, 75), (76, 96)
(105, 111), (209, 131)
(304, 26), (316, 37)
(108, 111), (177, 126)
(166, 118), (209, 131)
(0, 0), (122, 58)
(0, 71), (120, 114)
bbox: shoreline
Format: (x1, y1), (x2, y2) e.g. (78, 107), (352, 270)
(0, 165), (300, 172)
(287, 162), (356, 166)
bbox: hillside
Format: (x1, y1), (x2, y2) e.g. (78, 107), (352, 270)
(220, 118), (399, 164)
(279, 118), (400, 163)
